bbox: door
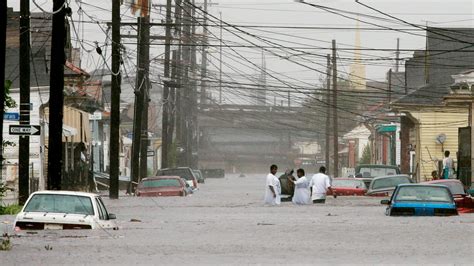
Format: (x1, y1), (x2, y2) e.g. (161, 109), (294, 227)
(458, 127), (471, 187)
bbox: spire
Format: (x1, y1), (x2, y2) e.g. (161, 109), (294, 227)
(349, 19), (366, 90)
(255, 49), (267, 105)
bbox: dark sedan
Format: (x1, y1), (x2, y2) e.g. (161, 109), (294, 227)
(137, 176), (188, 197)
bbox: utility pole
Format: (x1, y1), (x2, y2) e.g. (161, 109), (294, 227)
(182, 0), (192, 166)
(332, 40), (338, 177)
(19, 0), (31, 204)
(0, 1), (7, 178)
(129, 16), (150, 193)
(47, 0), (66, 190)
(219, 11), (223, 104)
(161, 0), (173, 169)
(200, 0), (208, 105)
(139, 15), (151, 180)
(190, 0), (198, 169)
(388, 68), (392, 104)
(395, 38), (400, 73)
(325, 54), (331, 173)
(109, 0), (121, 199)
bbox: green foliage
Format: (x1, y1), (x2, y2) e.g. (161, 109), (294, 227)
(0, 204), (23, 215)
(0, 234), (11, 251)
(168, 141), (178, 168)
(360, 143), (372, 164)
(4, 80), (16, 108)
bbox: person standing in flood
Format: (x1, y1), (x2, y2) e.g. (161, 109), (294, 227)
(441, 150), (455, 179)
(264, 164), (281, 205)
(289, 168), (310, 205)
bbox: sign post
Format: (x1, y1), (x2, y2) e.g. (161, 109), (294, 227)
(9, 125), (41, 136)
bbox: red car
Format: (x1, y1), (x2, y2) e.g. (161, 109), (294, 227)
(328, 178), (367, 196)
(424, 179), (474, 213)
(136, 176), (188, 197)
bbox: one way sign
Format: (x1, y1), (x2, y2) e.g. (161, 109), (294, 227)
(9, 125), (41, 136)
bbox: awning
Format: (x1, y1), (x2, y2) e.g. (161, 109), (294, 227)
(44, 123), (78, 137)
(376, 125), (397, 133)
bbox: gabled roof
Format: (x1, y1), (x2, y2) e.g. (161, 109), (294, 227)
(392, 83), (450, 107)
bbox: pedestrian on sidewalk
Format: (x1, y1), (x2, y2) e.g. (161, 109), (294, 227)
(264, 164), (281, 205)
(309, 166), (335, 204)
(289, 168), (310, 205)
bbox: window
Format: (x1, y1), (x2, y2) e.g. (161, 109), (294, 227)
(95, 197), (109, 220)
(24, 194), (94, 215)
(142, 179), (182, 188)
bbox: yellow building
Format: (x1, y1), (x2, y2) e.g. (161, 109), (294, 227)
(392, 83), (469, 182)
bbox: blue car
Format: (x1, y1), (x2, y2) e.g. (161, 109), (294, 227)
(381, 184), (458, 216)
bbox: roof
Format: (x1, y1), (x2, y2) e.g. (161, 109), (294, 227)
(30, 190), (99, 198)
(392, 83), (450, 107)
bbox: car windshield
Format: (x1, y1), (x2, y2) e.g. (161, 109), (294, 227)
(439, 182), (465, 195)
(157, 169), (193, 180)
(332, 179), (366, 188)
(372, 176), (411, 190)
(142, 179), (182, 188)
(24, 194), (94, 215)
(395, 186), (452, 203)
(359, 167), (398, 178)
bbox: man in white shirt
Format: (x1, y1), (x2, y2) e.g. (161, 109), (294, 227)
(264, 164), (281, 205)
(289, 168), (310, 205)
(309, 166), (334, 204)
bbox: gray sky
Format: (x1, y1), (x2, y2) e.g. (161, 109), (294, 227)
(9, 0), (474, 105)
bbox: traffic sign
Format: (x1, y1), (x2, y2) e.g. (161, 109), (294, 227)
(9, 125), (41, 136)
(4, 112), (20, 121)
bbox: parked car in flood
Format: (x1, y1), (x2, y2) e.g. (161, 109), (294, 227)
(424, 179), (474, 213)
(327, 178), (367, 196)
(366, 175), (413, 196)
(193, 169), (205, 184)
(381, 184), (458, 216)
(156, 167), (198, 189)
(137, 176), (189, 197)
(355, 164), (401, 188)
(14, 191), (117, 230)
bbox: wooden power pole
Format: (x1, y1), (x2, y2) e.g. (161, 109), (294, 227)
(130, 16), (150, 193)
(47, 0), (66, 190)
(161, 0), (173, 169)
(325, 54), (331, 173)
(109, 0), (121, 199)
(332, 40), (338, 177)
(0, 1), (7, 178)
(19, 0), (31, 204)
(139, 16), (150, 180)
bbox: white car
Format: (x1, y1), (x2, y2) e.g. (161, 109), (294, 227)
(14, 191), (118, 230)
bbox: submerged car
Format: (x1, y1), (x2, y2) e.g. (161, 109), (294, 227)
(355, 164), (401, 188)
(193, 169), (205, 184)
(424, 179), (474, 213)
(156, 167), (198, 189)
(137, 176), (188, 197)
(14, 191), (117, 230)
(381, 184), (458, 216)
(328, 178), (367, 196)
(366, 175), (413, 196)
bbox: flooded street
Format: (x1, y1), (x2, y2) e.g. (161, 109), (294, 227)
(1, 174), (474, 264)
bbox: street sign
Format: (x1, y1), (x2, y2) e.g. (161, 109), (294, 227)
(9, 125), (41, 136)
(4, 112), (20, 121)
(147, 150), (155, 157)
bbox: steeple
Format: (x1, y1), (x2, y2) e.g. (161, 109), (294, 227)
(349, 19), (366, 90)
(255, 49), (267, 105)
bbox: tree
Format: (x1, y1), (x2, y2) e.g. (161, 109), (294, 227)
(359, 143), (372, 164)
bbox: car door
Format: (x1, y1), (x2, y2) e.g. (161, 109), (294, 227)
(94, 197), (117, 229)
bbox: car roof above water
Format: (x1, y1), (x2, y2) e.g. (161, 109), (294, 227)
(30, 190), (99, 198)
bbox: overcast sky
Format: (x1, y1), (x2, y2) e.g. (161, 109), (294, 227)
(9, 0), (474, 105)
